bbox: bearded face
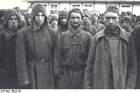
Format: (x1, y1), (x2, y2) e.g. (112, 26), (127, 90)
(59, 16), (68, 27)
(104, 12), (119, 31)
(69, 13), (82, 29)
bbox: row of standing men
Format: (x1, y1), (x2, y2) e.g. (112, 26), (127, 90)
(0, 3), (139, 89)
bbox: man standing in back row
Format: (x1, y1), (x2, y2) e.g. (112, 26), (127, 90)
(84, 5), (137, 89)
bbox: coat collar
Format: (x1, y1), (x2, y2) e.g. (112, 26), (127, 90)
(69, 26), (82, 37)
(96, 26), (129, 43)
(3, 28), (17, 41)
(32, 20), (41, 31)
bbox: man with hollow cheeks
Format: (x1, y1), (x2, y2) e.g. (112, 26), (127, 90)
(84, 5), (137, 89)
(16, 4), (56, 89)
(54, 8), (92, 89)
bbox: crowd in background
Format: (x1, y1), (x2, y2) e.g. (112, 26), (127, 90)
(0, 4), (140, 89)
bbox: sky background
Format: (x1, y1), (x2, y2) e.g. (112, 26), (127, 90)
(0, 0), (28, 9)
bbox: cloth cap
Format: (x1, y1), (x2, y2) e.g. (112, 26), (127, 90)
(50, 14), (58, 21)
(69, 8), (83, 19)
(83, 9), (92, 19)
(24, 12), (31, 19)
(121, 16), (131, 24)
(14, 7), (20, 12)
(121, 12), (127, 18)
(31, 4), (47, 19)
(126, 11), (132, 16)
(104, 5), (119, 15)
(59, 10), (69, 18)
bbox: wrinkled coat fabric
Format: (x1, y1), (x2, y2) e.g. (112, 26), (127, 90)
(16, 26), (56, 89)
(16, 4), (56, 89)
(84, 27), (137, 89)
(54, 27), (92, 89)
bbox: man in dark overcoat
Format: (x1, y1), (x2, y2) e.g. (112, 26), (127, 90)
(84, 5), (137, 89)
(0, 9), (20, 89)
(16, 4), (56, 89)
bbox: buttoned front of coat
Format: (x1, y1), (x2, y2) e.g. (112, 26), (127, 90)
(16, 26), (56, 89)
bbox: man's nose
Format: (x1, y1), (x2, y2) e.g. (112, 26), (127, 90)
(62, 18), (66, 22)
(12, 19), (16, 23)
(109, 18), (113, 24)
(38, 16), (42, 20)
(74, 18), (78, 22)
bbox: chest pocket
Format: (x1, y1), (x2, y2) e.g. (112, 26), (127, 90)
(62, 33), (87, 58)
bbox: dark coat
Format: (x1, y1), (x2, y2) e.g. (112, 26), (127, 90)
(16, 26), (56, 89)
(55, 26), (69, 38)
(16, 4), (57, 89)
(131, 25), (140, 88)
(0, 30), (19, 89)
(0, 9), (20, 89)
(84, 27), (137, 89)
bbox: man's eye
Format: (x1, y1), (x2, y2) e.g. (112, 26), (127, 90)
(112, 17), (117, 19)
(71, 17), (75, 19)
(9, 18), (18, 20)
(105, 17), (110, 20)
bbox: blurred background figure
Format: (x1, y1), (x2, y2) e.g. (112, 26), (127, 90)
(24, 12), (31, 26)
(136, 15), (140, 27)
(91, 10), (104, 32)
(0, 10), (5, 31)
(13, 6), (26, 29)
(131, 14), (137, 29)
(49, 13), (58, 31)
(120, 16), (132, 33)
(82, 9), (97, 36)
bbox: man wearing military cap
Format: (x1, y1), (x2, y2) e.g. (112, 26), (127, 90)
(84, 5), (137, 89)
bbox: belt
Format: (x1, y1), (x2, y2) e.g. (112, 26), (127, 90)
(63, 65), (86, 72)
(28, 58), (52, 63)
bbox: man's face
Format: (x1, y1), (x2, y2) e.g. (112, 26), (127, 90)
(121, 21), (129, 30)
(34, 12), (45, 26)
(69, 12), (82, 29)
(92, 15), (98, 23)
(25, 18), (31, 26)
(59, 16), (68, 27)
(104, 12), (119, 31)
(50, 19), (58, 27)
(7, 15), (19, 30)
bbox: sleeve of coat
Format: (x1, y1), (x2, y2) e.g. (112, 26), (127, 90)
(16, 30), (30, 87)
(84, 36), (97, 89)
(53, 34), (63, 77)
(0, 32), (6, 82)
(125, 35), (137, 89)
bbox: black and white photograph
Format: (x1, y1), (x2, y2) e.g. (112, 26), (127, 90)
(0, 0), (140, 92)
